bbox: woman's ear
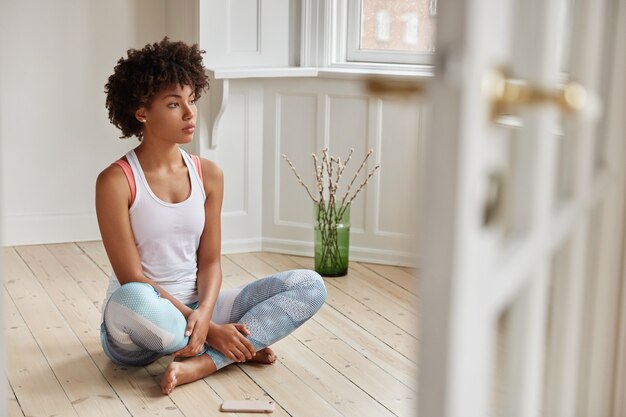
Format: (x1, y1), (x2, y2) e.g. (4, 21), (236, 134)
(135, 108), (147, 123)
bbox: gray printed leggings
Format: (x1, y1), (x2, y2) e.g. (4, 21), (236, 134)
(100, 269), (326, 369)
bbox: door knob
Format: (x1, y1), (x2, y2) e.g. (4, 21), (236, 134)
(483, 69), (589, 120)
(365, 78), (426, 99)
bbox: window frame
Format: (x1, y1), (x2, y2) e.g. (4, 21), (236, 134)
(300, 0), (435, 74)
(345, 0), (435, 66)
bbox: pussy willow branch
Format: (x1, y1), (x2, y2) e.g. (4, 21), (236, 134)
(312, 153), (323, 203)
(283, 148), (380, 213)
(334, 148), (353, 200)
(340, 149), (373, 208)
(282, 154), (318, 202)
(348, 164), (380, 204)
(343, 148), (354, 174)
(322, 148), (335, 205)
(335, 157), (343, 185)
(338, 163), (381, 219)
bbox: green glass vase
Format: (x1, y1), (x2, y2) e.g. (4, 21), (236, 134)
(314, 202), (351, 277)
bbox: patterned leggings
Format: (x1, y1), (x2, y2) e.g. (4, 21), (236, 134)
(100, 269), (326, 369)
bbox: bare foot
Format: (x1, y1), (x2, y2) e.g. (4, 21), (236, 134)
(246, 347), (277, 365)
(160, 355), (216, 395)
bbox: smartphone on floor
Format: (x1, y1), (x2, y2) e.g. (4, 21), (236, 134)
(220, 399), (275, 413)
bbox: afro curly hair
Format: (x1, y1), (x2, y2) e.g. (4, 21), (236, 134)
(105, 37), (209, 139)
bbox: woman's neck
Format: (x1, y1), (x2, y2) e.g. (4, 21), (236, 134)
(134, 141), (183, 171)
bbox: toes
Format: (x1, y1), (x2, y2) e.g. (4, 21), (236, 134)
(264, 349), (276, 363)
(161, 368), (178, 395)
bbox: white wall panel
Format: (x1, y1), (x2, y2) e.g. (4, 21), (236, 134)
(217, 92), (249, 215)
(276, 93), (318, 227)
(199, 0), (290, 67)
(376, 98), (420, 237)
(228, 0), (260, 53)
(262, 78), (419, 266)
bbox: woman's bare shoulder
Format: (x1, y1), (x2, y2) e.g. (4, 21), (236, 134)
(96, 161), (131, 200)
(198, 157), (223, 197)
(199, 158), (223, 182)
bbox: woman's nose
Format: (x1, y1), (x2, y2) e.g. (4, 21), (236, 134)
(183, 103), (195, 120)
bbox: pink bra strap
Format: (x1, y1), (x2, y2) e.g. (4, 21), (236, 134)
(113, 160), (136, 206)
(191, 155), (203, 184)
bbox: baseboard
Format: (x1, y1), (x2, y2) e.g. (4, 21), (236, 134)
(221, 237), (263, 254)
(1, 212), (101, 246)
(261, 237), (418, 267)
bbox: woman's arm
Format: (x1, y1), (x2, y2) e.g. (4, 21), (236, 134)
(95, 164), (194, 317)
(171, 158), (225, 357)
(195, 158), (224, 318)
(174, 158), (256, 362)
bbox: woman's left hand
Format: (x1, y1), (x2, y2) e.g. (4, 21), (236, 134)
(173, 308), (210, 358)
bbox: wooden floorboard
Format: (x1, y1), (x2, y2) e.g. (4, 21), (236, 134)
(4, 242), (419, 417)
(4, 291), (78, 417)
(360, 262), (419, 296)
(287, 255), (418, 359)
(7, 381), (25, 417)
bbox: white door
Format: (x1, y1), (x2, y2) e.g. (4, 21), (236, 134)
(418, 0), (624, 416)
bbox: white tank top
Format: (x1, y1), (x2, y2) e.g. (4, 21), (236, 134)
(103, 148), (206, 309)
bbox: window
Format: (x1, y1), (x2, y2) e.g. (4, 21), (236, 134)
(346, 0), (436, 65)
(300, 0), (436, 72)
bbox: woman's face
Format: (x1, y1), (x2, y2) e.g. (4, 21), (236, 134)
(137, 84), (197, 144)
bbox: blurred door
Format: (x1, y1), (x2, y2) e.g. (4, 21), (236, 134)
(418, 0), (623, 415)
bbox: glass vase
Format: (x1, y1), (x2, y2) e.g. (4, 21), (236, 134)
(314, 202), (351, 277)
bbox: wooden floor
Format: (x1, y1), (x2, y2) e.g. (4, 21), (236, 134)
(3, 242), (419, 417)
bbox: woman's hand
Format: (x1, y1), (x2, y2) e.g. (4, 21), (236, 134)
(206, 323), (256, 362)
(173, 308), (211, 358)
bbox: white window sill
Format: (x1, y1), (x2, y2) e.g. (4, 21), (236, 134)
(317, 66), (434, 80)
(206, 65), (433, 81)
(206, 67), (318, 79)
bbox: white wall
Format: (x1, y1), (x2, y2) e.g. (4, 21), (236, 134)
(1, 1), (419, 266)
(0, 0), (168, 245)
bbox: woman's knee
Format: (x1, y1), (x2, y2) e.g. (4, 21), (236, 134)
(104, 282), (187, 352)
(112, 281), (157, 300)
(309, 270), (327, 309)
(105, 282), (159, 317)
(290, 269), (327, 312)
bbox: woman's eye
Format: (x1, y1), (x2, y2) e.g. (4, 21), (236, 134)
(168, 102), (179, 108)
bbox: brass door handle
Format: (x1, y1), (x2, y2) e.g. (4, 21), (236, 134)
(483, 69), (588, 120)
(365, 78), (426, 99)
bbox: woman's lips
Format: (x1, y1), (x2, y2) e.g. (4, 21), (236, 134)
(183, 125), (195, 134)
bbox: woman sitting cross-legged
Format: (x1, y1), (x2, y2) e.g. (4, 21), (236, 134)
(96, 37), (327, 395)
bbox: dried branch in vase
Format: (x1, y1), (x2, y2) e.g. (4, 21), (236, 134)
(282, 147), (381, 276)
(281, 147), (380, 210)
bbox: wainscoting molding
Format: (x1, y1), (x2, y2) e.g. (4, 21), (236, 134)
(262, 77), (420, 266)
